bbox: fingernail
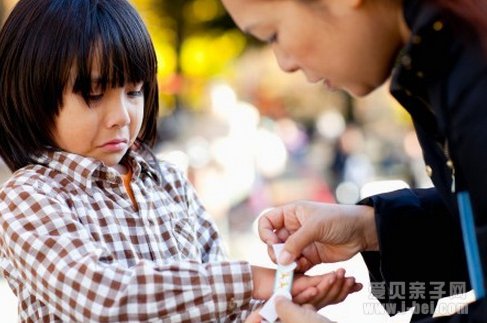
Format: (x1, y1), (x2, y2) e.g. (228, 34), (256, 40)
(278, 250), (292, 265)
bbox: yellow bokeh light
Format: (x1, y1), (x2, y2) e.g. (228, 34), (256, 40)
(154, 42), (177, 77)
(185, 0), (223, 22)
(181, 31), (246, 77)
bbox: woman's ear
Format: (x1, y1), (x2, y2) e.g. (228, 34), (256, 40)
(349, 0), (364, 9)
(327, 0), (364, 16)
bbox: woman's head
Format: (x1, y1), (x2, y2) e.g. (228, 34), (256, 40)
(221, 0), (407, 97)
(0, 0), (158, 171)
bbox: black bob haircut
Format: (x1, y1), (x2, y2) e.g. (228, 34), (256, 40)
(0, 0), (159, 171)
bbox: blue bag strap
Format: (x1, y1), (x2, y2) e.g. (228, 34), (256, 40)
(457, 191), (485, 299)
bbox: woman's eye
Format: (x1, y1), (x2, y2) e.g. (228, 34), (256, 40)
(267, 33), (278, 44)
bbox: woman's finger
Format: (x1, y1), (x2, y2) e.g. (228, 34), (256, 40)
(244, 310), (263, 323)
(258, 208), (285, 245)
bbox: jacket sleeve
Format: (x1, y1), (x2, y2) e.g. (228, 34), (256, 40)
(359, 188), (469, 320)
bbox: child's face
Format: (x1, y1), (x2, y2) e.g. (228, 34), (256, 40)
(52, 76), (144, 167)
(221, 0), (406, 97)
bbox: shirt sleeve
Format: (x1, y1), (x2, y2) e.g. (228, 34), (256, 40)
(164, 164), (265, 321)
(0, 179), (259, 322)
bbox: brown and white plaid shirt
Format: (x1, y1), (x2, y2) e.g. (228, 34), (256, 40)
(0, 147), (261, 322)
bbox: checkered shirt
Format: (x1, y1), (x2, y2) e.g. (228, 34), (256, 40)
(0, 147), (261, 322)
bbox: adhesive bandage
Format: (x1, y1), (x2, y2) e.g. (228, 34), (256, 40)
(259, 243), (297, 322)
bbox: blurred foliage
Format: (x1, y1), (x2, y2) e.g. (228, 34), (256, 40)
(131, 0), (249, 112)
(0, 1), (5, 24)
(1, 0), (250, 113)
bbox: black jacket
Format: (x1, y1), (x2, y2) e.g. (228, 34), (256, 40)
(360, 0), (487, 321)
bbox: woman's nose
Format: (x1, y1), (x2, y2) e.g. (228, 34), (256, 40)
(273, 46), (299, 73)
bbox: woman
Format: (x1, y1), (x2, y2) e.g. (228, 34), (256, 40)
(221, 0), (487, 321)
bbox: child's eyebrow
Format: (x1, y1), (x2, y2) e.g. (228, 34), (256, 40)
(90, 77), (102, 84)
(89, 78), (105, 89)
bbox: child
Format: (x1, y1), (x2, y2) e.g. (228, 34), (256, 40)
(0, 0), (361, 321)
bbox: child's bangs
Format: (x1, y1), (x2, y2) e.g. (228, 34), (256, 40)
(72, 2), (156, 98)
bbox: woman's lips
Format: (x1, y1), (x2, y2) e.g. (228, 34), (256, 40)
(323, 79), (337, 91)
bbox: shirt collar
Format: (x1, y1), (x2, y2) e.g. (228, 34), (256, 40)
(32, 145), (163, 189)
(125, 146), (164, 185)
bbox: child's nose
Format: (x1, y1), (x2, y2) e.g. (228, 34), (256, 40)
(107, 93), (130, 128)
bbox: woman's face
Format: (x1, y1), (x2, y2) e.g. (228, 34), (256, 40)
(221, 0), (407, 97)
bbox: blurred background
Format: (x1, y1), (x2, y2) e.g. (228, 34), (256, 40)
(0, 1), (432, 322)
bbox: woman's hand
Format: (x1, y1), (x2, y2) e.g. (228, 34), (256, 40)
(258, 201), (378, 270)
(275, 296), (335, 323)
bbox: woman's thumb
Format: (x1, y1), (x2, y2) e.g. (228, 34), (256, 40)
(275, 297), (331, 323)
(274, 297), (306, 321)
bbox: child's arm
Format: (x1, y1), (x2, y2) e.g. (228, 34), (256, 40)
(0, 177), (258, 322)
(168, 164), (267, 319)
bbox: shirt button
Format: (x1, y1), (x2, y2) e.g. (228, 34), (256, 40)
(411, 35), (422, 44)
(401, 55), (412, 69)
(228, 297), (237, 312)
(425, 165), (433, 177)
(433, 20), (444, 31)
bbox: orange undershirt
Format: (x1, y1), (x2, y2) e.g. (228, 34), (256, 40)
(120, 166), (138, 211)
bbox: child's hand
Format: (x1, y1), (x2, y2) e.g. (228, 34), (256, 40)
(250, 265), (361, 310)
(291, 268), (362, 309)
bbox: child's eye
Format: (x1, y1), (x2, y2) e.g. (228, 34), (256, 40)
(88, 93), (104, 102)
(127, 83), (144, 98)
(128, 90), (144, 98)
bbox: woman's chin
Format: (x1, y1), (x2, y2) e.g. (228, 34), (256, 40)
(345, 84), (380, 98)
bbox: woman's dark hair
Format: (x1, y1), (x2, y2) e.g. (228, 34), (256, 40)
(0, 0), (159, 171)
